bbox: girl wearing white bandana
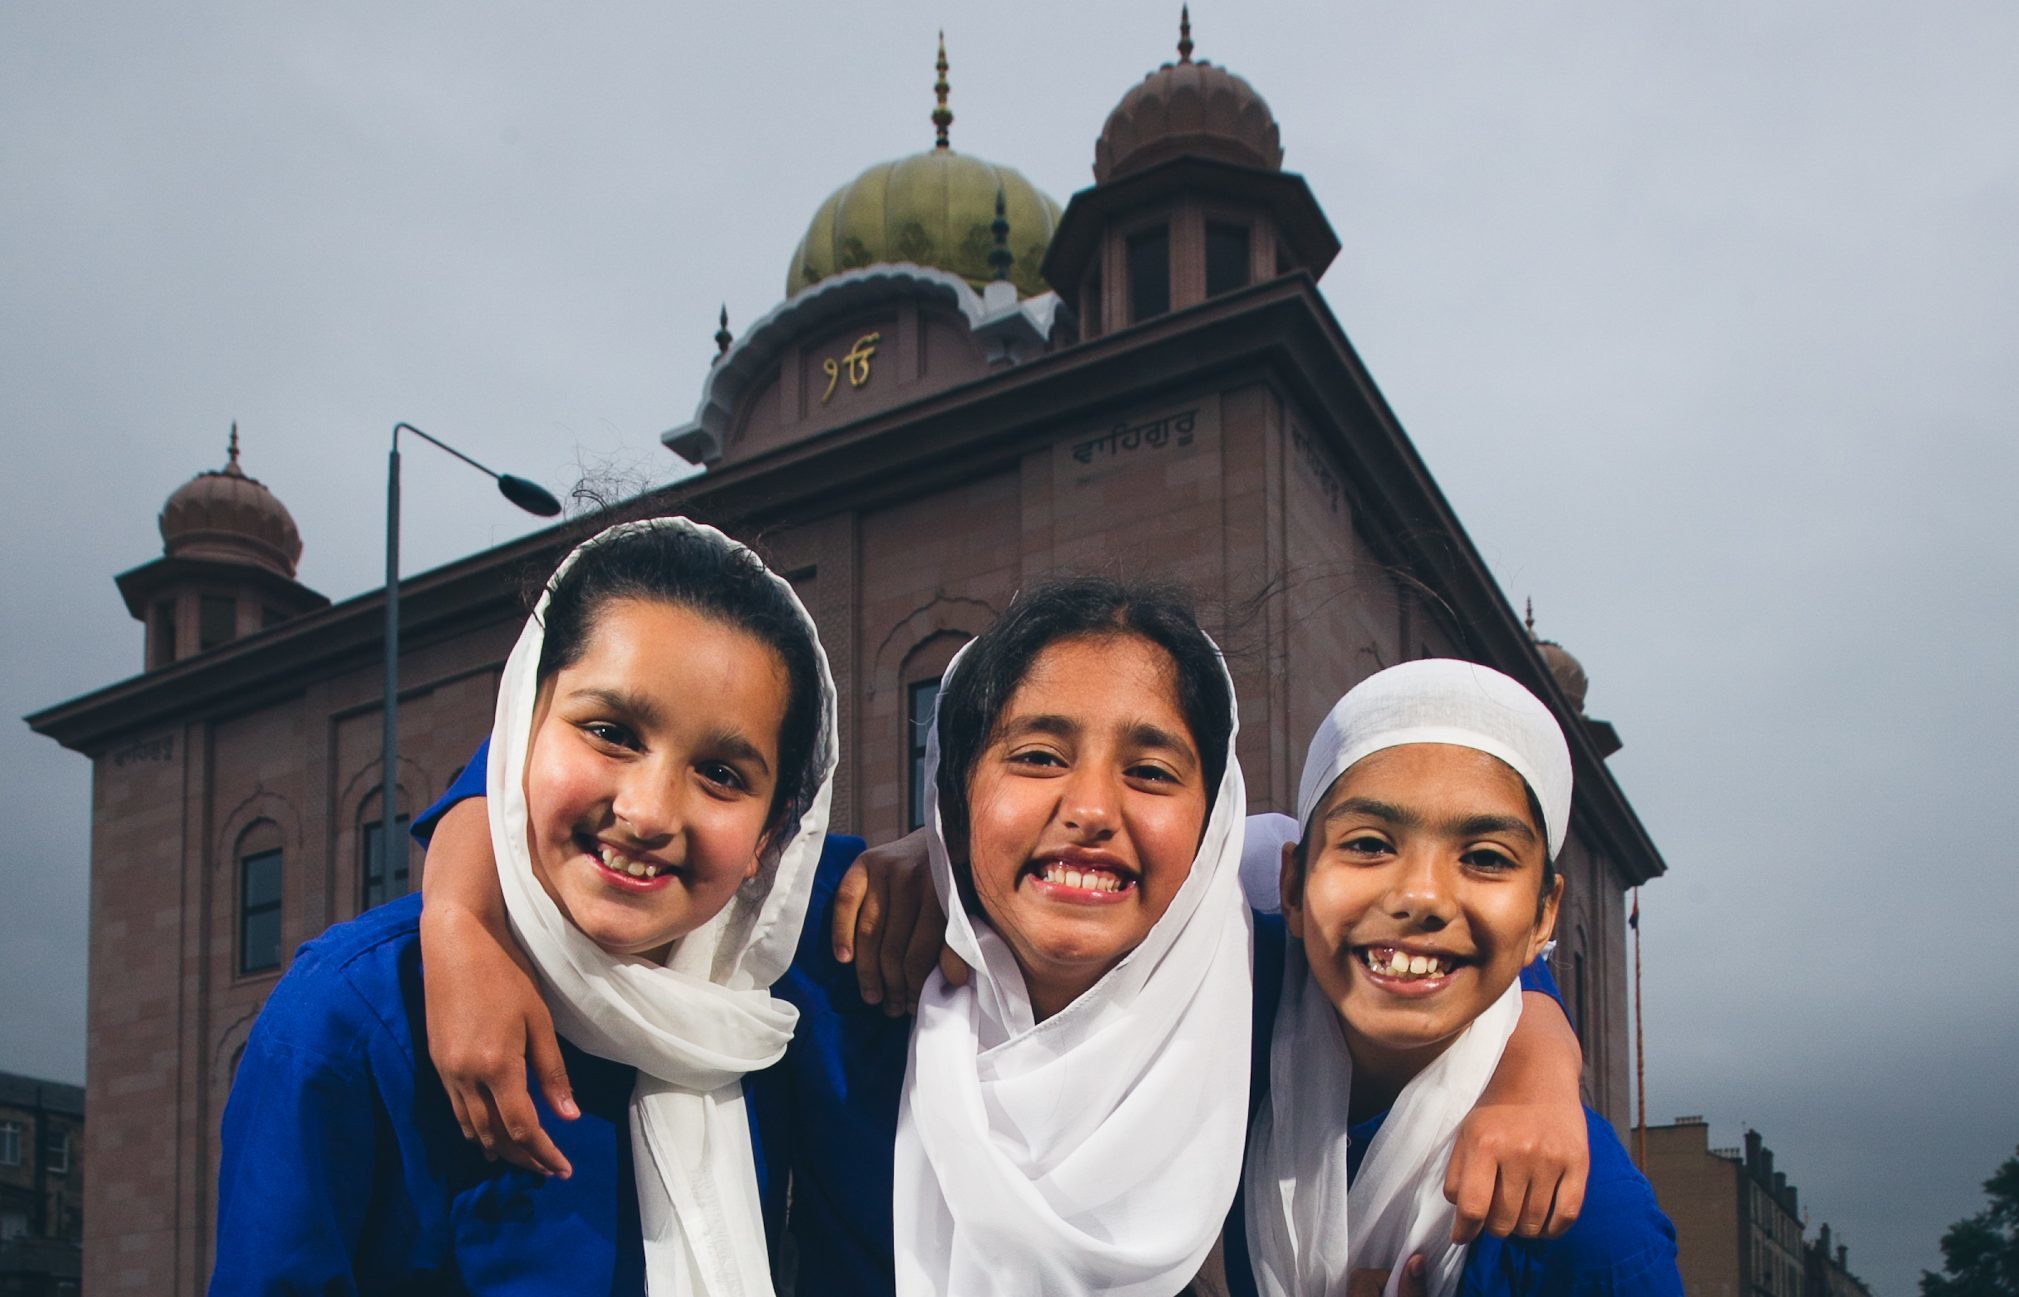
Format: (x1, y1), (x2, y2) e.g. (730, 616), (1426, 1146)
(1239, 660), (1680, 1297)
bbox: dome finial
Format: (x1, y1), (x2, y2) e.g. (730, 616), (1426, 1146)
(225, 421), (245, 476)
(1178, 5), (1194, 63)
(988, 186), (1014, 282)
(1525, 596), (1535, 635)
(932, 31), (953, 150)
(714, 303), (733, 357)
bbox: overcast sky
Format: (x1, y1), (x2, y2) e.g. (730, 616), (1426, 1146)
(5, 2), (2016, 1291)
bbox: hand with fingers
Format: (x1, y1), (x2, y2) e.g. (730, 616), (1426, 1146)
(830, 827), (969, 1016)
(417, 797), (577, 1178)
(1442, 987), (1590, 1242)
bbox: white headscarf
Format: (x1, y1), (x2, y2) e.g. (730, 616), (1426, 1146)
(893, 634), (1255, 1297)
(485, 517), (837, 1297)
(1245, 659), (1571, 1297)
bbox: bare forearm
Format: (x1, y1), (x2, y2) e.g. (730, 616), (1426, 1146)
(1486, 989), (1583, 1105)
(418, 797), (507, 934)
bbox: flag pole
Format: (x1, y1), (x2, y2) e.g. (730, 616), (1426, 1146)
(1633, 887), (1647, 1170)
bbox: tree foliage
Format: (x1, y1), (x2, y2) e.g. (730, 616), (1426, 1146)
(1923, 1147), (2019, 1297)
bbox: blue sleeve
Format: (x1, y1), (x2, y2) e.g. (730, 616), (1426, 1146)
(411, 738), (491, 846)
(1488, 1110), (1685, 1296)
(210, 1004), (380, 1294)
(1519, 952), (1567, 1018)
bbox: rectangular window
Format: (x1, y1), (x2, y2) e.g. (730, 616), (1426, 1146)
(199, 594), (236, 651)
(1573, 951), (1587, 1047)
(0, 1120), (19, 1166)
(1082, 268), (1103, 340)
(239, 847), (283, 974)
(1127, 227), (1170, 322)
(362, 815), (413, 911)
(152, 600), (178, 668)
(1205, 222), (1251, 297)
(0, 1211), (27, 1242)
(44, 1128), (69, 1174)
(907, 680), (941, 832)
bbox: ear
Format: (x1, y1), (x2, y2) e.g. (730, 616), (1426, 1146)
(1279, 839), (1304, 941)
(1527, 870), (1565, 964)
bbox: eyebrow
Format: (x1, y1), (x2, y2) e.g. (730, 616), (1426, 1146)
(1324, 797), (1538, 845)
(706, 728), (772, 778)
(1000, 714), (1198, 764)
(570, 686), (666, 728)
(568, 688), (772, 776)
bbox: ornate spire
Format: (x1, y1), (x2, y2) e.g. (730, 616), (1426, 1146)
(1524, 597), (1536, 635)
(932, 31), (953, 150)
(714, 304), (733, 357)
(225, 421), (245, 476)
(1177, 4), (1194, 63)
(988, 186), (1013, 282)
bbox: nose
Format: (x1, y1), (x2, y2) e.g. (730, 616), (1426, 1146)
(1057, 761), (1119, 841)
(1384, 845), (1456, 932)
(610, 761), (682, 844)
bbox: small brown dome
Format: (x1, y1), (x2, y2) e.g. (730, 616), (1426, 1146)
(159, 427), (303, 578)
(1093, 16), (1283, 182)
(1536, 641), (1590, 714)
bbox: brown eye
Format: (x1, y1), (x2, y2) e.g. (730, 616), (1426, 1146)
(1462, 848), (1518, 872)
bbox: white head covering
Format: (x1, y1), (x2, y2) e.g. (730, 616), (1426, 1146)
(1240, 811), (1300, 914)
(893, 633), (1255, 1297)
(1246, 659), (1570, 1297)
(486, 517), (837, 1297)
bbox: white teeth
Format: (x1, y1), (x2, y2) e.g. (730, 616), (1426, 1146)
(1409, 955), (1430, 975)
(1038, 863), (1127, 892)
(1389, 950), (1409, 974)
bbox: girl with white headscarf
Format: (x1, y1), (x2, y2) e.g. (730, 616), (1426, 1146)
(891, 577), (1254, 1296)
(1236, 660), (1680, 1297)
(213, 518), (836, 1296)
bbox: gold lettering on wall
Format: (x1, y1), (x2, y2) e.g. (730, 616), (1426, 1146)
(821, 332), (882, 404)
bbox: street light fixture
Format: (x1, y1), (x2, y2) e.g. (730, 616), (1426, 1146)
(382, 422), (562, 899)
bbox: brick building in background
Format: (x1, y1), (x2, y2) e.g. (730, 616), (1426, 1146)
(1641, 1116), (1879, 1297)
(29, 22), (1671, 1294)
(0, 1071), (82, 1297)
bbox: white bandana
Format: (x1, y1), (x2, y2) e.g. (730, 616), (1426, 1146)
(893, 637), (1254, 1297)
(486, 518), (837, 1297)
(1246, 659), (1570, 1297)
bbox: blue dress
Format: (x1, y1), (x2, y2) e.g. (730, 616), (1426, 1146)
(1221, 915), (1683, 1297)
(210, 893), (651, 1295)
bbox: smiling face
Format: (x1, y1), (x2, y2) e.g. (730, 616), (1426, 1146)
(962, 632), (1210, 1020)
(1281, 743), (1561, 1103)
(522, 597), (789, 962)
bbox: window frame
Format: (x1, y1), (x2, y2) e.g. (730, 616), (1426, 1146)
(1126, 224), (1171, 323)
(0, 1119), (20, 1167)
(237, 845), (284, 976)
(360, 813), (414, 911)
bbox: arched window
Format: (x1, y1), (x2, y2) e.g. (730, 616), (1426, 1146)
(235, 819), (284, 976)
(901, 633), (968, 831)
(359, 792), (412, 911)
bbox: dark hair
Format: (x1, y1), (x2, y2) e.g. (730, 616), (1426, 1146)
(1287, 775), (1559, 919)
(933, 576), (1232, 910)
(535, 523), (824, 851)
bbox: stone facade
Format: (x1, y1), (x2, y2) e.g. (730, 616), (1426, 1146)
(0, 1071), (83, 1296)
(1642, 1118), (1832, 1297)
(27, 35), (1670, 1295)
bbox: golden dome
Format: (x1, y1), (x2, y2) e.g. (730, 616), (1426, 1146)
(787, 149), (1061, 299)
(785, 35), (1060, 298)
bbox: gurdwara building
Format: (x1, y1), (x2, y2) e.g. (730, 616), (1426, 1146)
(28, 24), (1667, 1294)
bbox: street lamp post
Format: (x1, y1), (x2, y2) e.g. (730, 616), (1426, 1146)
(382, 422), (562, 899)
